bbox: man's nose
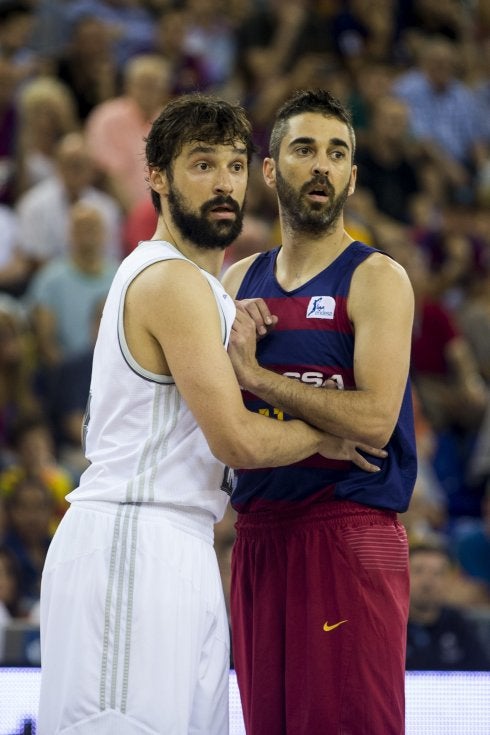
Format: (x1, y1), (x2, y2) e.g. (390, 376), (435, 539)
(312, 156), (329, 177)
(213, 170), (233, 194)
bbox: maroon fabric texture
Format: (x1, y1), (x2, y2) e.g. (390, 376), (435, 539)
(231, 501), (409, 735)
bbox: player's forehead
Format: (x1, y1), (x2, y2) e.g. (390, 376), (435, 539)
(282, 112), (352, 152)
(178, 140), (248, 161)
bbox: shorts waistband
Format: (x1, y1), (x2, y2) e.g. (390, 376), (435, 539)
(70, 500), (215, 544)
(235, 500), (397, 533)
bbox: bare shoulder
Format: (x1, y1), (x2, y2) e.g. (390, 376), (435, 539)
(129, 257), (203, 300)
(127, 257), (218, 326)
(349, 250), (414, 318)
(352, 250), (413, 296)
(221, 253), (261, 298)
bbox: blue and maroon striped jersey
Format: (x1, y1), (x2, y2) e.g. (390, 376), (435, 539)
(232, 241), (417, 514)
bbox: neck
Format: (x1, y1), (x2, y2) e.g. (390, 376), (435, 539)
(72, 253), (103, 275)
(151, 217), (225, 278)
(276, 216), (353, 290)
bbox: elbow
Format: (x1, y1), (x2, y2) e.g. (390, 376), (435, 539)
(208, 433), (259, 470)
(359, 416), (397, 449)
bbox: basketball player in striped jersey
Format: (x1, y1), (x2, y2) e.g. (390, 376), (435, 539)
(37, 94), (386, 735)
(223, 90), (417, 734)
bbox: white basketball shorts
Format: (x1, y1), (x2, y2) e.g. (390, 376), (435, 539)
(38, 501), (230, 734)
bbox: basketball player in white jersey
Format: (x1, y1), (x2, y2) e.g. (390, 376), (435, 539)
(37, 94), (386, 735)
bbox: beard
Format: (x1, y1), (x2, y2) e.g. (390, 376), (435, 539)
(167, 187), (244, 250)
(275, 168), (351, 236)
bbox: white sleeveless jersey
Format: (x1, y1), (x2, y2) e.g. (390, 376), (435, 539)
(66, 240), (236, 522)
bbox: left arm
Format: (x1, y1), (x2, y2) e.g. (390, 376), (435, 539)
(228, 253), (415, 447)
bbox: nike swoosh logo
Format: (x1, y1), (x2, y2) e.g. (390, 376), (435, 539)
(323, 620), (348, 632)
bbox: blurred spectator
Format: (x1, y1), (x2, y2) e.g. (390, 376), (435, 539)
(14, 75), (80, 196)
(0, 546), (22, 616)
(63, 0), (155, 70)
(152, 7), (208, 96)
(406, 541), (490, 671)
(398, 242), (487, 435)
(458, 270), (490, 384)
(54, 13), (120, 121)
(2, 475), (54, 614)
(122, 197), (157, 256)
(452, 486), (490, 592)
(0, 295), (40, 463)
(393, 36), (488, 203)
(0, 414), (72, 531)
(25, 201), (118, 368)
(355, 95), (422, 223)
(0, 56), (19, 205)
(234, 0), (344, 150)
(0, 0), (40, 82)
(235, 0), (337, 89)
(472, 38), (490, 174)
(85, 53), (172, 211)
(413, 203), (487, 307)
(181, 0), (237, 90)
(0, 203), (31, 296)
(385, 238), (488, 520)
(331, 0), (400, 71)
(399, 0), (474, 48)
(15, 131), (122, 268)
(348, 62), (395, 145)
(47, 298), (104, 482)
(401, 387), (448, 542)
(469, 401), (490, 492)
(0, 545), (23, 659)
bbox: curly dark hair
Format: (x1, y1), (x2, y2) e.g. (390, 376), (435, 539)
(269, 89), (356, 162)
(145, 93), (255, 212)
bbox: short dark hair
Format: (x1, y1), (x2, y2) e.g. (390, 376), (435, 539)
(269, 89), (356, 162)
(145, 93), (255, 212)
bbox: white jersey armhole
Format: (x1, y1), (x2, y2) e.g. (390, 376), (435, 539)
(116, 254), (229, 384)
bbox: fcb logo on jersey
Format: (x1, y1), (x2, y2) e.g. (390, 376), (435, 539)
(306, 295), (336, 319)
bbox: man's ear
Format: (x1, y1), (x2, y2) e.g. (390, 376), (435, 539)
(263, 157), (277, 190)
(148, 166), (169, 197)
(348, 165), (357, 196)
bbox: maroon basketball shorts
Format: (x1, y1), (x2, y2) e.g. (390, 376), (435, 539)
(231, 500), (409, 735)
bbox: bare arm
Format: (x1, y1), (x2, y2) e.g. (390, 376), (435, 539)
(126, 258), (327, 469)
(227, 252), (415, 448)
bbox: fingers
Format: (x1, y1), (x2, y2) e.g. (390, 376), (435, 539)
(356, 444), (388, 457)
(231, 307), (257, 338)
(351, 453), (382, 473)
(351, 444), (388, 472)
(236, 298), (278, 337)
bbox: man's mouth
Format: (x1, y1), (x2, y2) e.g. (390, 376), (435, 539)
(204, 197), (239, 220)
(305, 182), (331, 202)
(208, 204), (236, 219)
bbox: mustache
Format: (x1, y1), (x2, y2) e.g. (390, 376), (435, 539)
(301, 175), (334, 197)
(201, 195), (241, 215)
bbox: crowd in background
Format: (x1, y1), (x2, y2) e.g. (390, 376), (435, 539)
(0, 0), (489, 671)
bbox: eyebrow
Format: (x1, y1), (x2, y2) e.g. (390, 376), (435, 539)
(187, 144), (248, 157)
(288, 136), (350, 152)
